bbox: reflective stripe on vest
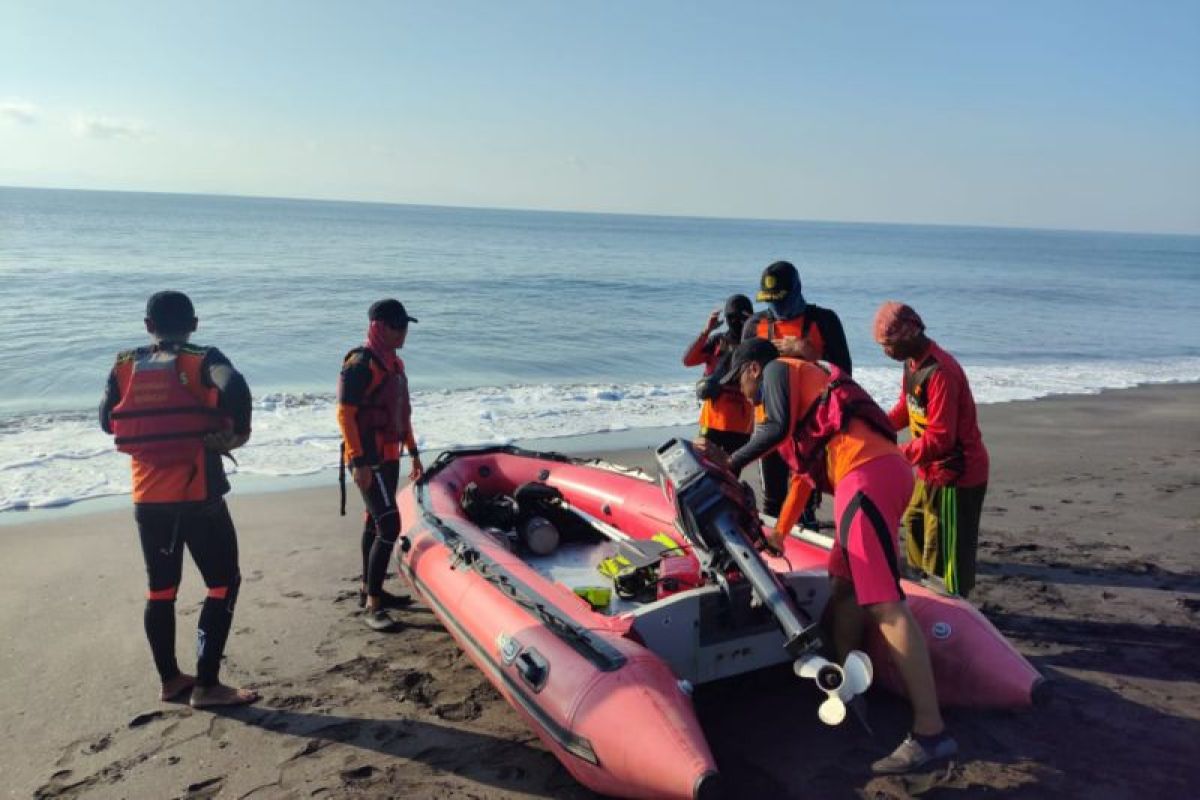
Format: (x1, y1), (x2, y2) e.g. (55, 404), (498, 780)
(903, 357), (940, 438)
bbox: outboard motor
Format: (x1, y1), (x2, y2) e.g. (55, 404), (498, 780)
(655, 438), (873, 725)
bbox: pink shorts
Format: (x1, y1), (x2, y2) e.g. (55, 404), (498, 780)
(827, 454), (914, 606)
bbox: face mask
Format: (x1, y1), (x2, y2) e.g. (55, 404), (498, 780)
(768, 288), (807, 320)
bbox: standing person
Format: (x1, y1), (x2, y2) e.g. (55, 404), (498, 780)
(337, 299), (423, 632)
(100, 291), (259, 708)
(682, 294), (755, 459)
(874, 302), (989, 597)
(744, 260), (852, 525)
(702, 338), (957, 774)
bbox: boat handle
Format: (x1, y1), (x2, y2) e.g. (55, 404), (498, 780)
(515, 647), (550, 693)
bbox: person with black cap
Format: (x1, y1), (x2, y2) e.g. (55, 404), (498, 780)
(337, 298), (423, 632)
(743, 260), (852, 525)
(100, 291), (259, 708)
(699, 338), (958, 775)
(682, 294), (755, 458)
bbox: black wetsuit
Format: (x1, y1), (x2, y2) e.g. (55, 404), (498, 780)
(100, 341), (252, 687)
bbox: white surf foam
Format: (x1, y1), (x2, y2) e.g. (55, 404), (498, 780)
(2, 357), (1197, 513)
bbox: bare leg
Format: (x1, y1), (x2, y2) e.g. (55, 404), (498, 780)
(866, 600), (944, 736)
(827, 576), (867, 661)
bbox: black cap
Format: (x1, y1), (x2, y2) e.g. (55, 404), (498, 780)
(369, 298), (418, 327)
(145, 291), (196, 334)
(756, 261), (800, 302)
(724, 294), (753, 319)
(720, 337), (780, 385)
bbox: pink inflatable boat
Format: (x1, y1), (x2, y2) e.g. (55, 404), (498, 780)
(395, 445), (1043, 800)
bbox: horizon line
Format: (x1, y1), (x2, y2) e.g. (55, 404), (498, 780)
(3, 182), (1197, 239)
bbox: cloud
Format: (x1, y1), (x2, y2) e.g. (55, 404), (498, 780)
(72, 115), (146, 140)
(0, 101), (38, 124)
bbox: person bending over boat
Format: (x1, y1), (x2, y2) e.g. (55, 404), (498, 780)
(699, 338), (958, 774)
(743, 260), (851, 526)
(337, 299), (423, 632)
(874, 302), (989, 598)
(100, 291), (259, 708)
(682, 294), (755, 460)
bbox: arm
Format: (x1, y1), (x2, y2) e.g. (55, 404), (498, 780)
(336, 354), (378, 467)
(815, 308), (852, 375)
(99, 369), (119, 434)
(729, 362), (791, 473)
(773, 473), (815, 537)
(203, 349), (253, 449)
(683, 312), (722, 366)
(887, 387), (909, 432)
(901, 370), (960, 466)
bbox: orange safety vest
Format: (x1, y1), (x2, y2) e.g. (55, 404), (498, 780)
(772, 359), (898, 492)
(755, 315), (825, 360)
(110, 344), (226, 503)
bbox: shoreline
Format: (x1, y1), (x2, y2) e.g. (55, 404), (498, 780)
(3, 381), (1197, 798)
(2, 379), (1196, 528)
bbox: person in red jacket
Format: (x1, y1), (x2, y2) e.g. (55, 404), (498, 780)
(682, 294), (754, 458)
(874, 302), (989, 597)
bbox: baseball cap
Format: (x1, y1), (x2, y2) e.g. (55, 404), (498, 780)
(720, 337), (780, 385)
(756, 261), (800, 302)
(369, 298), (419, 327)
(145, 291), (196, 334)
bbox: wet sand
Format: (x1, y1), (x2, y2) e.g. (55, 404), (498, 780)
(2, 383), (1198, 799)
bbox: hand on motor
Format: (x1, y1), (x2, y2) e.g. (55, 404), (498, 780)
(693, 439), (733, 471)
(203, 430), (250, 452)
(352, 464), (375, 492)
(773, 336), (819, 361)
(704, 309), (722, 333)
(408, 454), (424, 482)
(765, 529), (787, 555)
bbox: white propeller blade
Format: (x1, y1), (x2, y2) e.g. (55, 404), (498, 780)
(841, 650), (873, 697)
(794, 650), (875, 726)
(818, 696), (847, 726)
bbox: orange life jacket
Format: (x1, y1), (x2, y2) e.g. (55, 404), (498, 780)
(755, 314), (826, 360)
(111, 345), (228, 466)
(773, 359), (897, 492)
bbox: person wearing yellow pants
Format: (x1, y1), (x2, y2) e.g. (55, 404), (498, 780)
(874, 302), (989, 598)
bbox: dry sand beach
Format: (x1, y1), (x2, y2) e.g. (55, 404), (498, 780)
(2, 383), (1198, 800)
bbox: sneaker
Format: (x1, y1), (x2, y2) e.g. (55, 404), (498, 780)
(364, 609), (401, 632)
(378, 589), (414, 610)
(871, 732), (958, 775)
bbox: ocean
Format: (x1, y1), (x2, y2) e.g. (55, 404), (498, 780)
(2, 186), (1197, 512)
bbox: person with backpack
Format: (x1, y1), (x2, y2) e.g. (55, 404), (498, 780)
(100, 291), (258, 708)
(682, 294), (755, 458)
(743, 261), (851, 524)
(700, 338), (957, 775)
(337, 299), (423, 631)
(874, 302), (989, 598)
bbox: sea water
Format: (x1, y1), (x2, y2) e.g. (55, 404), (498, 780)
(2, 186), (1197, 511)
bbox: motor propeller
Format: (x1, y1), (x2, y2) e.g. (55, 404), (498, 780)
(794, 650), (874, 726)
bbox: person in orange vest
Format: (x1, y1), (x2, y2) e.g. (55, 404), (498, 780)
(100, 291), (259, 708)
(874, 302), (989, 598)
(682, 294), (755, 459)
(744, 260), (852, 525)
(703, 338), (957, 774)
(337, 299), (423, 632)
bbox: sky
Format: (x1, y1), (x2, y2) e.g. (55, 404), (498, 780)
(1, 1), (1198, 234)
